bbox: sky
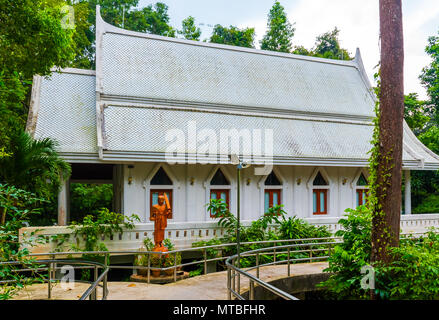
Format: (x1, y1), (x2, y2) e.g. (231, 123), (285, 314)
(138, 0), (439, 100)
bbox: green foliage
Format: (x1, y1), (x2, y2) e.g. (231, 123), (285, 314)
(163, 252), (182, 268)
(413, 194), (439, 214)
(318, 206), (372, 299)
(277, 214), (331, 240)
(292, 27), (351, 61)
(420, 31), (439, 122)
(54, 208), (139, 254)
(402, 92), (439, 213)
(0, 184), (47, 299)
(0, 0), (75, 79)
(0, 130), (71, 202)
(0, 0), (77, 150)
(379, 230), (439, 299)
(134, 238), (181, 270)
(126, 2), (175, 36)
(312, 27), (351, 60)
(70, 183), (113, 222)
(210, 25), (255, 48)
(0, 184), (47, 226)
(292, 45), (312, 56)
(194, 200), (331, 272)
(320, 206), (439, 299)
(404, 93), (431, 135)
(260, 1), (295, 53)
(72, 1), (175, 69)
(178, 16), (201, 41)
(208, 199), (238, 235)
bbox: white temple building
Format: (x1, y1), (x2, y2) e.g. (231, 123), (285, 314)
(23, 7), (439, 249)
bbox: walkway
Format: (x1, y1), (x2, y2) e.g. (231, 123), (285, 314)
(12, 262), (328, 300)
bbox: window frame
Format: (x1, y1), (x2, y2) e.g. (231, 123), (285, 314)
(209, 189), (230, 218)
(356, 188), (369, 207)
(149, 189), (173, 221)
(264, 189), (282, 213)
(312, 189), (328, 215)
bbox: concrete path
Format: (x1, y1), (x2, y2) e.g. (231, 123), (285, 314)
(12, 262), (328, 300)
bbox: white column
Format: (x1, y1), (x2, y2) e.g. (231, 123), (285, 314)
(404, 170), (411, 215)
(58, 176), (69, 225)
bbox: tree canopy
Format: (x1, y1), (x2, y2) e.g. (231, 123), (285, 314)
(293, 27), (351, 60)
(210, 25), (255, 48)
(420, 32), (439, 122)
(178, 16), (201, 41)
(260, 1), (295, 53)
(0, 0), (77, 150)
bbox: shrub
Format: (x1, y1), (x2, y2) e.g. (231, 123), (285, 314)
(0, 184), (48, 299)
(379, 230), (439, 299)
(413, 194), (439, 214)
(193, 201), (332, 272)
(320, 205), (439, 300)
(318, 205), (372, 299)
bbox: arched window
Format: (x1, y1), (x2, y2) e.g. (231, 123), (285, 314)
(264, 171), (282, 213)
(209, 169), (230, 217)
(356, 173), (369, 207)
(150, 167), (173, 220)
(313, 171), (328, 215)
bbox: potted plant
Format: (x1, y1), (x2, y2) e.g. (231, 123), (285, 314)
(163, 252), (182, 276)
(150, 253), (163, 277)
(134, 238), (163, 277)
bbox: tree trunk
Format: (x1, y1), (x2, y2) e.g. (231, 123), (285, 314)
(371, 0), (404, 264)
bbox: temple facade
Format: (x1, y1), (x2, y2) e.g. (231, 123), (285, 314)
(25, 7), (439, 241)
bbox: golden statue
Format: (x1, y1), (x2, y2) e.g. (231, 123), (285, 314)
(151, 193), (171, 251)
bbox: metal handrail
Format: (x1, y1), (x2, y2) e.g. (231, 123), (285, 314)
(17, 237), (338, 281)
(4, 231), (431, 300)
(0, 259), (109, 300)
(223, 232), (431, 301)
(28, 236), (339, 257)
(225, 240), (341, 300)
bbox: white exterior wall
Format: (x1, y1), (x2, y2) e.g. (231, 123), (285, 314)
(122, 163), (369, 224)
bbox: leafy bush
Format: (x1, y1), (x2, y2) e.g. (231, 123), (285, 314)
(70, 183), (113, 222)
(318, 205), (372, 299)
(193, 200), (332, 272)
(53, 208), (139, 254)
(320, 205), (439, 300)
(378, 230), (439, 299)
(134, 238), (181, 273)
(0, 184), (48, 299)
(413, 194), (439, 214)
(277, 215), (332, 240)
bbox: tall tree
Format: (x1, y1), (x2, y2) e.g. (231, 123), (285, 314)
(178, 16), (201, 41)
(370, 0), (404, 266)
(0, 0), (76, 149)
(260, 1), (295, 53)
(210, 25), (255, 48)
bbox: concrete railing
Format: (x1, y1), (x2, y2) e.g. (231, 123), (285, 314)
(19, 214), (439, 254)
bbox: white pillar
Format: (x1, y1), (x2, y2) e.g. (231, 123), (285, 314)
(58, 177), (69, 225)
(404, 170), (411, 215)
